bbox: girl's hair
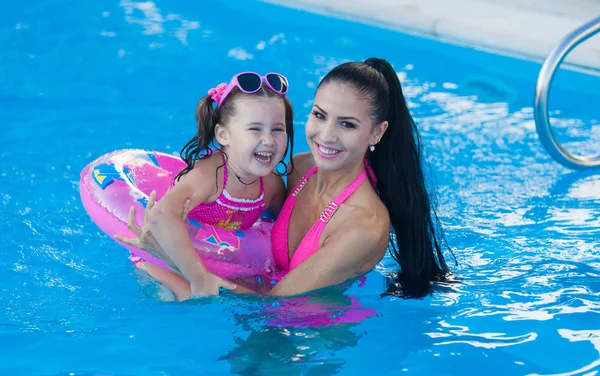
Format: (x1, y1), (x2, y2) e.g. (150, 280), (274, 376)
(318, 58), (455, 298)
(175, 85), (295, 182)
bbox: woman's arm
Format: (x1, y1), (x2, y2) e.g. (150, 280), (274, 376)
(119, 194), (386, 298)
(266, 219), (388, 297)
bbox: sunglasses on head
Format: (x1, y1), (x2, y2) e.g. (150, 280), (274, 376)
(210, 72), (289, 109)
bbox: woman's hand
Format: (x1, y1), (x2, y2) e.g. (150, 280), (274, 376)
(189, 273), (237, 297)
(114, 190), (190, 273)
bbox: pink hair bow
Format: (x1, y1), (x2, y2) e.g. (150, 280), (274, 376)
(208, 83), (228, 103)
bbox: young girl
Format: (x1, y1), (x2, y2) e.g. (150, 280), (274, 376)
(120, 72), (294, 300)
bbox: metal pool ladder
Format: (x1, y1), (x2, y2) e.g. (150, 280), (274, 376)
(534, 16), (600, 170)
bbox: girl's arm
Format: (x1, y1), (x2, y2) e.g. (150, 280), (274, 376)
(146, 162), (236, 297)
(137, 261), (192, 301)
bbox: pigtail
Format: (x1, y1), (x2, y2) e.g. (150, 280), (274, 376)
(175, 96), (219, 182)
(275, 97), (295, 176)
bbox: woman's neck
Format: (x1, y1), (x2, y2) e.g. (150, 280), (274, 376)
(312, 159), (364, 198)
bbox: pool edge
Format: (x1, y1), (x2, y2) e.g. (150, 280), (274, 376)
(261, 0), (600, 73)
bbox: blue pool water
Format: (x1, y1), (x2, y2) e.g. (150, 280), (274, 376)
(2, 0), (600, 374)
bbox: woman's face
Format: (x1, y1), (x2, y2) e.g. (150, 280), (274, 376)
(305, 82), (387, 172)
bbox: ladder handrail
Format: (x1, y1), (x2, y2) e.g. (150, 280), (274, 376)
(534, 16), (600, 170)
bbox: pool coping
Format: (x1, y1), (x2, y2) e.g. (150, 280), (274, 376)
(262, 0), (600, 74)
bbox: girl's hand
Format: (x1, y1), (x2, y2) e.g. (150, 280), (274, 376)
(114, 190), (191, 273)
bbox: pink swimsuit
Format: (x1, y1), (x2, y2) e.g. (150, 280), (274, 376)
(186, 154), (266, 231)
(271, 162), (374, 274)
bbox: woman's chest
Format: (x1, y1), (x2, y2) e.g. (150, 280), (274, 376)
(286, 192), (345, 260)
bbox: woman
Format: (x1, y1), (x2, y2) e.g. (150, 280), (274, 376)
(118, 57), (454, 299)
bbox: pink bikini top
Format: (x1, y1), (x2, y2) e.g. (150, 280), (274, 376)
(271, 160), (376, 274)
(185, 154), (266, 231)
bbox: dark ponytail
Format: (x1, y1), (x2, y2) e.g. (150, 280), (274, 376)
(319, 58), (455, 297)
(175, 85), (295, 182)
(175, 96), (219, 182)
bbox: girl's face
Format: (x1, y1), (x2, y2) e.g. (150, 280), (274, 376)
(216, 96), (287, 177)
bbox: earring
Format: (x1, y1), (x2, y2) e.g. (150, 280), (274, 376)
(369, 145), (375, 152)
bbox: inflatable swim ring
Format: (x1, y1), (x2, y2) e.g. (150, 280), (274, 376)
(79, 149), (275, 280)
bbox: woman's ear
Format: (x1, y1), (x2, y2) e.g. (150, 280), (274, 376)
(214, 123), (230, 146)
(372, 120), (388, 145)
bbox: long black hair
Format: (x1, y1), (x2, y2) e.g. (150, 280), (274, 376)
(319, 58), (455, 297)
(175, 85), (295, 182)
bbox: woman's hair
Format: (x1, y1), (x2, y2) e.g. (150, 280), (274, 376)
(318, 58), (455, 298)
(175, 85), (295, 182)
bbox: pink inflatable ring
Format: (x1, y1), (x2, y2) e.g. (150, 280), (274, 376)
(79, 149), (275, 280)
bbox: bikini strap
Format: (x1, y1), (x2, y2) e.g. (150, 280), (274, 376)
(321, 169), (367, 223)
(332, 169), (367, 205)
(286, 167), (369, 270)
(221, 152), (229, 187)
(259, 176), (265, 196)
(364, 158), (377, 190)
(291, 166), (318, 197)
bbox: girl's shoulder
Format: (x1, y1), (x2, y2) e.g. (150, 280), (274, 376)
(173, 150), (225, 197)
(192, 150), (225, 171)
(179, 150), (225, 180)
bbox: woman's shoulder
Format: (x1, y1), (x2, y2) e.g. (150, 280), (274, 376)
(341, 184), (390, 242)
(292, 152), (315, 170)
(324, 189), (390, 270)
(262, 170), (285, 198)
(287, 153), (315, 187)
(292, 152), (315, 169)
